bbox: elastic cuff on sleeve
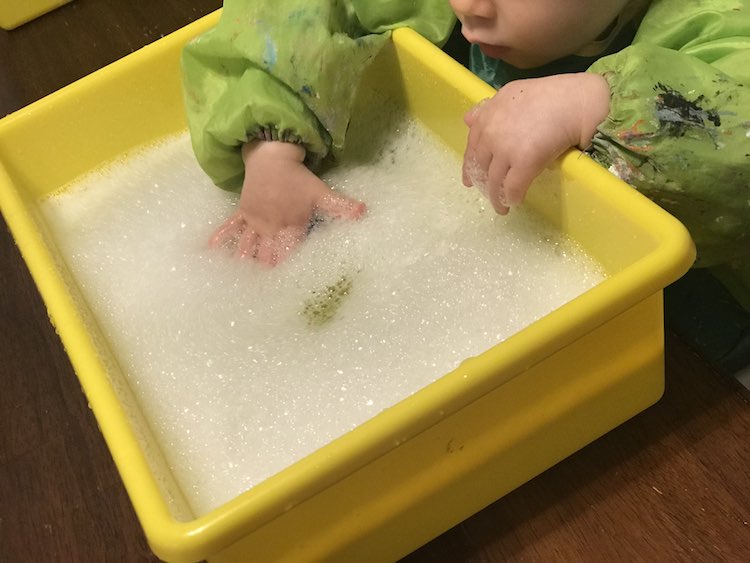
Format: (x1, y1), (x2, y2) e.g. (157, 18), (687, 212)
(253, 126), (303, 145)
(250, 127), (323, 169)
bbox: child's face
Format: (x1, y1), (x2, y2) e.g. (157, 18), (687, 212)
(450, 0), (631, 68)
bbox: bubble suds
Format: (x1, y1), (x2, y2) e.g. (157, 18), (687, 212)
(463, 153), (493, 202)
(40, 119), (606, 516)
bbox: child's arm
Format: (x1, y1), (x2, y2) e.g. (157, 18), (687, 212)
(585, 0), (750, 269)
(182, 0), (454, 263)
(463, 1), (750, 272)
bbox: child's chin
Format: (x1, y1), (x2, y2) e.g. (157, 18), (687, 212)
(479, 44), (550, 70)
(478, 43), (511, 60)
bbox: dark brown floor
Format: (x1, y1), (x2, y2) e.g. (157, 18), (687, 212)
(2, 2), (749, 561)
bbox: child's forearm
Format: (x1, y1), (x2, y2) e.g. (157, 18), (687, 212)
(584, 0), (750, 269)
(575, 73), (610, 150)
(588, 45), (750, 267)
(182, 1), (455, 192)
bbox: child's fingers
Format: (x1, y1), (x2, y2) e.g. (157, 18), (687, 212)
(462, 161), (471, 187)
(492, 201), (510, 216)
(209, 211), (245, 248)
(487, 157), (511, 214)
(462, 143), (478, 187)
(273, 227), (306, 265)
(462, 142), (492, 196)
(462, 158), (484, 192)
(316, 192), (366, 221)
(255, 236), (276, 267)
(503, 165), (537, 208)
(247, 227), (305, 267)
(463, 117), (489, 187)
(234, 228), (259, 259)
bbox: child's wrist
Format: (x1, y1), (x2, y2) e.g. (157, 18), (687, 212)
(577, 72), (610, 149)
(242, 139), (306, 164)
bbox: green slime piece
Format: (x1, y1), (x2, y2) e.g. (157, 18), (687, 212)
(302, 274), (353, 327)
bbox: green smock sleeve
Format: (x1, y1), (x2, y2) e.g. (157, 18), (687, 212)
(587, 0), (750, 269)
(181, 0), (455, 191)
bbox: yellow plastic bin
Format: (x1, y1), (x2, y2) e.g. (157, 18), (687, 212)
(0, 0), (72, 30)
(0, 10), (695, 563)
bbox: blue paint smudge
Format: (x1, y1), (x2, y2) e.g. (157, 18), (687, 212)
(263, 34), (277, 70)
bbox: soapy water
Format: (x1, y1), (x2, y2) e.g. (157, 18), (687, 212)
(41, 119), (606, 516)
(464, 153), (501, 204)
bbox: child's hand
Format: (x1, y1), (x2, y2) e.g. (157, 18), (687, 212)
(209, 141), (366, 266)
(462, 73), (610, 214)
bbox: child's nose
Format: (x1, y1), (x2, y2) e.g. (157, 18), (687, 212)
(449, 0), (496, 20)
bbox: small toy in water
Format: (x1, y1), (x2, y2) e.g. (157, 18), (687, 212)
(302, 274), (354, 327)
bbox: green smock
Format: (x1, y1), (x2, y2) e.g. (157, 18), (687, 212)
(181, 0), (750, 309)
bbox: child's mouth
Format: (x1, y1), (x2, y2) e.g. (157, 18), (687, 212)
(459, 26), (511, 59)
(477, 43), (511, 59)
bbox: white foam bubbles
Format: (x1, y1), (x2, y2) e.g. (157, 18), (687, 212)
(41, 119), (605, 515)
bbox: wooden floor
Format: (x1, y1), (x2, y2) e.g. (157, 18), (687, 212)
(1, 2), (749, 561)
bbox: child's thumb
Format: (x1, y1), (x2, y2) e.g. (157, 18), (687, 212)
(316, 191), (366, 221)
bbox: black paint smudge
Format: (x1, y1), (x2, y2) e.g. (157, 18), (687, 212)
(654, 83), (721, 138)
